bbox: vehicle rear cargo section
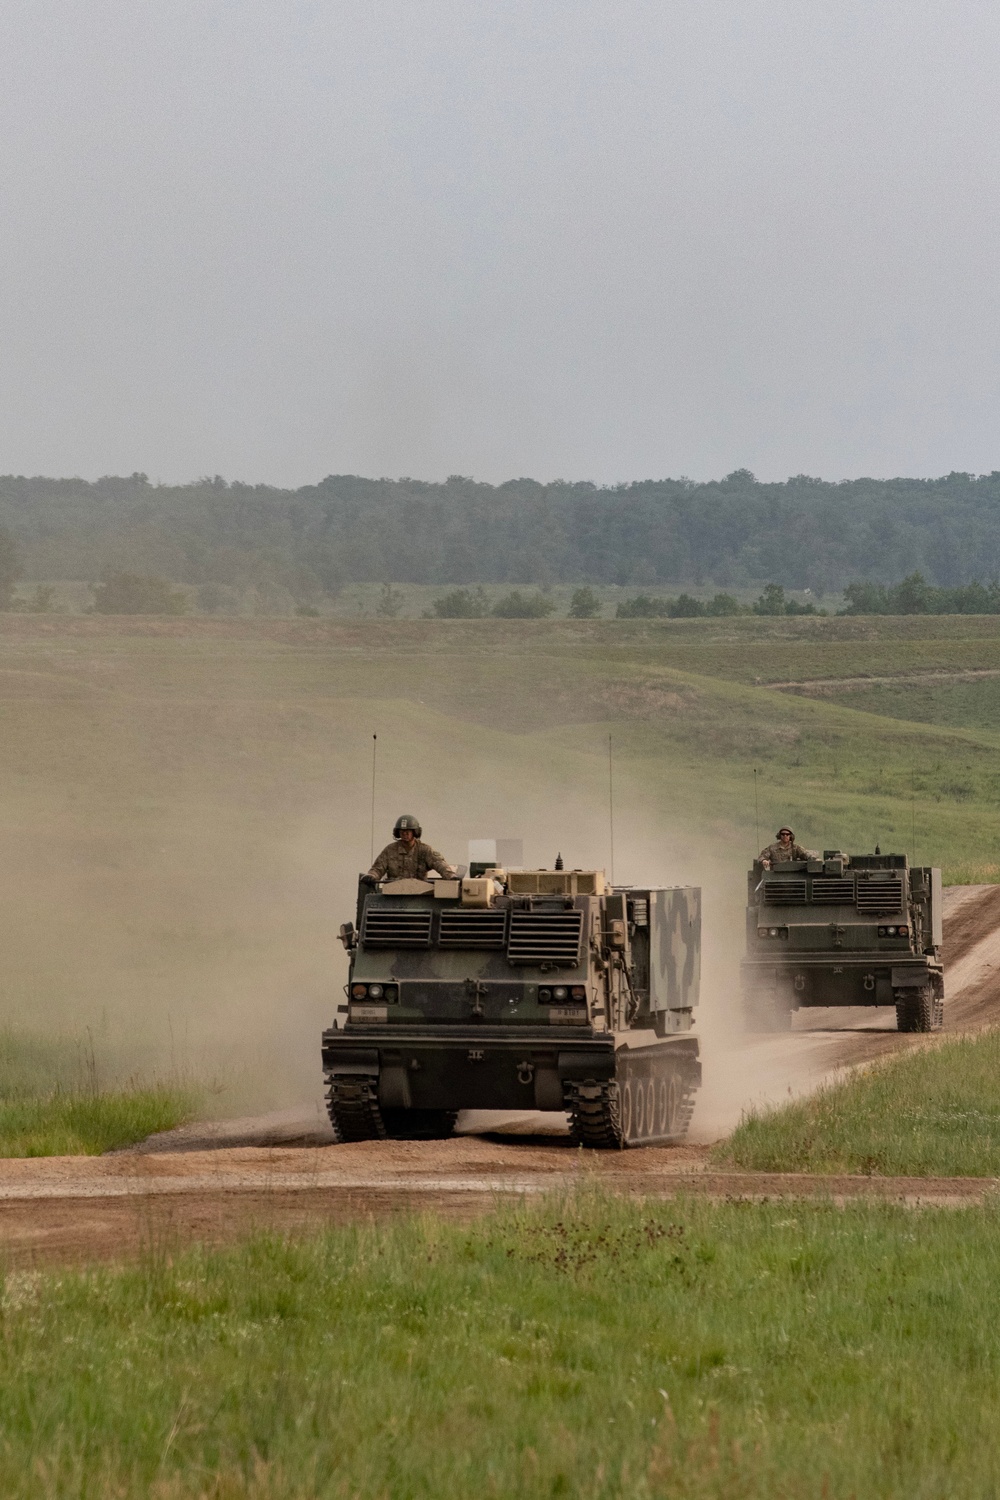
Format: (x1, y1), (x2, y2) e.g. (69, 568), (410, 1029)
(322, 866), (702, 1147)
(742, 851), (944, 1033)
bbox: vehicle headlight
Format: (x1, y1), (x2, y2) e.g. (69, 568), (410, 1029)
(552, 986), (568, 1000)
(368, 984), (384, 999)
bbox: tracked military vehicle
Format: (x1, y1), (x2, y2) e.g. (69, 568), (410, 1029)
(742, 851), (943, 1033)
(322, 864), (702, 1147)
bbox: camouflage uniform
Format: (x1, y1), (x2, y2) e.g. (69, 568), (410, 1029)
(759, 839), (813, 865)
(368, 839), (456, 881)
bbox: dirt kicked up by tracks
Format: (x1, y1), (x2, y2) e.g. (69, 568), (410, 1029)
(2, 883), (1000, 1267)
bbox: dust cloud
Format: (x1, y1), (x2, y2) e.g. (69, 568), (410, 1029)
(0, 630), (852, 1131)
(0, 769), (813, 1129)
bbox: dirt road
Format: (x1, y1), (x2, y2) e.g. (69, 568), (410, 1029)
(1, 883), (998, 1265)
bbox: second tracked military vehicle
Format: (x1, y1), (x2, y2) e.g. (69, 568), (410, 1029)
(322, 862), (702, 1147)
(742, 850), (943, 1032)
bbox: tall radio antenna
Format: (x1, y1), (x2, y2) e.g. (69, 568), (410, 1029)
(370, 734), (378, 864)
(608, 733), (615, 885)
(753, 767), (760, 854)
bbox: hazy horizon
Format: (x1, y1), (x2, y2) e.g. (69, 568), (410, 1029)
(2, 1), (998, 489)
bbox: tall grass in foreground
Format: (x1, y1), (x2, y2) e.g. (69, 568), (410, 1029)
(0, 1086), (197, 1155)
(2, 1193), (1000, 1497)
(0, 1029), (196, 1155)
(715, 1029), (1000, 1176)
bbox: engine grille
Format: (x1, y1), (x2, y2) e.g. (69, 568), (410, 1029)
(507, 910), (584, 966)
(810, 878), (855, 904)
(856, 878), (903, 915)
(438, 909), (507, 948)
(361, 907), (433, 948)
(763, 880), (807, 904)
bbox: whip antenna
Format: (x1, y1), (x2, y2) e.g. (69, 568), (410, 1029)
(608, 733), (615, 886)
(753, 767), (760, 855)
(370, 734), (378, 865)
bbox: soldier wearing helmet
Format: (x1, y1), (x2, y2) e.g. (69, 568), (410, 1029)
(365, 815), (457, 884)
(758, 827), (815, 870)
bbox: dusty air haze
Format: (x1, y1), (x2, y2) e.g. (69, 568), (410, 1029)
(0, 0), (998, 486)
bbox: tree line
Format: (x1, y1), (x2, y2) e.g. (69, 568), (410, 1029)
(429, 584), (820, 618)
(3, 469), (1000, 599)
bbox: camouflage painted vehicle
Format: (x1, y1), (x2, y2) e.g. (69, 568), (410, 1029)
(322, 865), (702, 1147)
(742, 851), (944, 1033)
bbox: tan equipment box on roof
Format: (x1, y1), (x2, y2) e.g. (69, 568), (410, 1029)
(507, 869), (605, 896)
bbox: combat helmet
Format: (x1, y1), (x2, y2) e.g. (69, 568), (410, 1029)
(393, 814), (422, 838)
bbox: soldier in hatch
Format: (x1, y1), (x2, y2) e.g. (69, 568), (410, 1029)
(758, 827), (815, 869)
(365, 815), (457, 884)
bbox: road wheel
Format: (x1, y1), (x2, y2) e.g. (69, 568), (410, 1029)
(665, 1074), (680, 1136)
(621, 1080), (634, 1141)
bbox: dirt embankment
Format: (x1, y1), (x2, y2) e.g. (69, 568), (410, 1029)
(0, 884), (997, 1265)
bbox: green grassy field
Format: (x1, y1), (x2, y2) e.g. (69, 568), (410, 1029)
(715, 1030), (1000, 1177)
(1, 1192), (998, 1497)
(787, 674), (1000, 731)
(0, 1030), (194, 1155)
(0, 612), (997, 1104)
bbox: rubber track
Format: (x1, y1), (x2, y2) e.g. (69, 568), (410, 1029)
(894, 987), (944, 1034)
(564, 1080), (624, 1148)
(674, 1086), (697, 1139)
(324, 1072), (387, 1143)
(565, 1076), (698, 1149)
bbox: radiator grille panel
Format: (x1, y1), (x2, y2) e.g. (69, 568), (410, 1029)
(438, 909), (507, 948)
(856, 878), (903, 915)
(810, 878), (855, 904)
(763, 880), (807, 904)
(507, 910), (583, 966)
(361, 907), (433, 948)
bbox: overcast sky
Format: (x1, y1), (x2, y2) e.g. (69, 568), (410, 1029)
(0, 1), (997, 487)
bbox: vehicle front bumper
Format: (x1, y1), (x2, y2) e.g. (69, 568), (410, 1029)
(741, 955), (943, 1007)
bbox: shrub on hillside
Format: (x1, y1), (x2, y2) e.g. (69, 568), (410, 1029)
(377, 584), (403, 617)
(617, 591), (744, 618)
(0, 527), (24, 610)
(841, 572), (1000, 615)
(753, 583), (818, 616)
(428, 588), (488, 618)
(568, 586), (601, 618)
(92, 573), (188, 615)
(668, 593), (706, 617)
(705, 592), (741, 615)
(491, 591), (555, 619)
(615, 594), (669, 618)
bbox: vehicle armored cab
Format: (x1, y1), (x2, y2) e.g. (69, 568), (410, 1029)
(742, 850), (943, 1032)
(322, 864), (701, 1147)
